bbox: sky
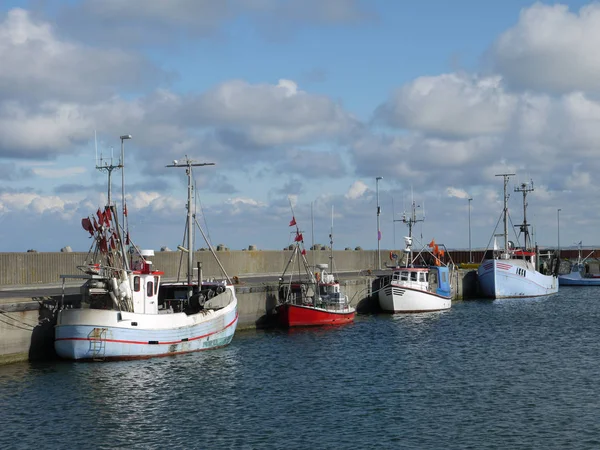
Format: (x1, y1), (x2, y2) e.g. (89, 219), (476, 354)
(0, 0), (598, 253)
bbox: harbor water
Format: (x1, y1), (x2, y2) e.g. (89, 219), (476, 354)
(2, 288), (600, 449)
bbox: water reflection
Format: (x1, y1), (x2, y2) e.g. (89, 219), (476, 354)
(2, 289), (600, 449)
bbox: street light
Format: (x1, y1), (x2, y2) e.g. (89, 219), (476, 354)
(557, 208), (561, 256)
(120, 134), (132, 231)
(376, 176), (383, 270)
(468, 197), (473, 263)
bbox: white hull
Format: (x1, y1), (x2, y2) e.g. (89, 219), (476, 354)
(55, 288), (238, 360)
(379, 286), (451, 313)
(478, 259), (558, 298)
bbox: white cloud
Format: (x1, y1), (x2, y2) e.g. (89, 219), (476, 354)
(345, 181), (368, 199)
(32, 166), (86, 179)
(186, 79), (358, 146)
(128, 191), (179, 213)
(225, 197), (266, 207)
(374, 73), (516, 139)
(446, 187), (470, 199)
(490, 2), (600, 93)
(0, 192), (68, 215)
(0, 8), (164, 103)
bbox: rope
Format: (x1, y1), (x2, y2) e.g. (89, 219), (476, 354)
(0, 308), (37, 328)
(0, 315), (35, 331)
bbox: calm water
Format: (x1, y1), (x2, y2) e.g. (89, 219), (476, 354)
(2, 289), (600, 449)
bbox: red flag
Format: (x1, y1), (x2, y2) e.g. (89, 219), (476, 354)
(81, 218), (94, 236)
(301, 249), (306, 255)
(97, 208), (105, 226)
(99, 237), (108, 253)
(124, 204), (128, 217)
(428, 239), (435, 248)
(289, 217), (296, 227)
(92, 217), (100, 232)
(294, 232), (303, 242)
(104, 206), (112, 225)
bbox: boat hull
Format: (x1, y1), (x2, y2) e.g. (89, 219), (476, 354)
(378, 285), (451, 313)
(55, 294), (238, 361)
(558, 273), (600, 286)
(276, 303), (355, 327)
(478, 259), (558, 298)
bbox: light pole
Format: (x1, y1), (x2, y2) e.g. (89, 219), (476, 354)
(376, 176), (383, 270)
(120, 134), (132, 232)
(557, 208), (561, 256)
(468, 197), (473, 263)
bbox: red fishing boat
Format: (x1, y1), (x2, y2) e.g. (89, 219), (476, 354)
(276, 208), (355, 327)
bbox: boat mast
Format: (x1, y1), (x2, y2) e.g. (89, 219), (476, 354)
(402, 196), (424, 267)
(495, 173), (515, 254)
(329, 205), (334, 272)
(167, 157), (215, 300)
(514, 180), (534, 250)
(95, 137), (129, 270)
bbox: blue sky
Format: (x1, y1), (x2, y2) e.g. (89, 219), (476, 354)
(1, 0), (599, 253)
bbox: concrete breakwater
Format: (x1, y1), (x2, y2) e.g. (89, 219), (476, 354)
(0, 250), (384, 287)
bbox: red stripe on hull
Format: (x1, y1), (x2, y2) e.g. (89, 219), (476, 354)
(276, 303), (355, 327)
(55, 312), (238, 345)
(69, 343), (232, 362)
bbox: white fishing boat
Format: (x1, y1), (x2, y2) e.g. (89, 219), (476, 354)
(378, 199), (452, 313)
(55, 151), (238, 361)
(477, 175), (558, 299)
(558, 242), (600, 286)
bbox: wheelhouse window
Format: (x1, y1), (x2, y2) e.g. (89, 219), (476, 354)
(401, 272), (409, 281)
(147, 281), (154, 297)
(410, 272), (417, 281)
(134, 276), (140, 292)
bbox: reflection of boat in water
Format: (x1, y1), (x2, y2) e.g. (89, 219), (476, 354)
(55, 153), (237, 361)
(477, 175), (558, 299)
(378, 198), (452, 313)
(276, 207), (355, 327)
(559, 243), (600, 286)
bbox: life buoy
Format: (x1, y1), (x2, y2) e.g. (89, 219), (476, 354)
(389, 251), (395, 261)
(315, 272), (321, 282)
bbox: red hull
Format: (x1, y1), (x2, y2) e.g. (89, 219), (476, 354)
(276, 303), (355, 327)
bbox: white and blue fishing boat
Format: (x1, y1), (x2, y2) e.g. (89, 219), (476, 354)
(478, 175), (558, 298)
(558, 243), (600, 286)
(55, 152), (238, 361)
(378, 199), (452, 313)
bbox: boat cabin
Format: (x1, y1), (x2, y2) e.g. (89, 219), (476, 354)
(130, 249), (164, 314)
(388, 266), (451, 297)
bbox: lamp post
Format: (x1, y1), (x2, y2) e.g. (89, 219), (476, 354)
(376, 176), (383, 270)
(120, 134), (132, 231)
(468, 197), (473, 263)
(557, 208), (561, 256)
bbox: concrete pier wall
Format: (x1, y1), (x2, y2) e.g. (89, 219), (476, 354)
(0, 250), (383, 286)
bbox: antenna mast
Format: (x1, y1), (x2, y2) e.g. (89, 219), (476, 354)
(496, 173), (516, 253)
(401, 198), (424, 267)
(514, 179), (534, 249)
(167, 156), (215, 300)
(95, 142), (121, 206)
